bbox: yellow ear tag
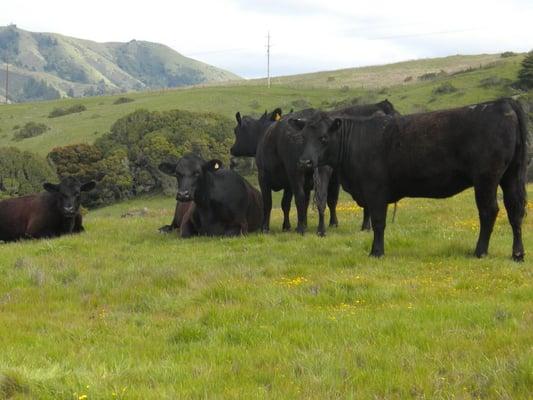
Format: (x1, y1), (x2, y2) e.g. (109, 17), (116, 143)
(275, 113), (281, 121)
(214, 163), (220, 170)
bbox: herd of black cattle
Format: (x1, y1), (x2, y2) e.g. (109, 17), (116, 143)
(0, 97), (528, 261)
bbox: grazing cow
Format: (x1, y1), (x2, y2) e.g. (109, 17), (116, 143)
(158, 154), (263, 237)
(0, 177), (96, 242)
(294, 98), (528, 261)
(231, 100), (399, 235)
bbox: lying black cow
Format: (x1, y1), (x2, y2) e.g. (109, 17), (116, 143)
(159, 154), (263, 237)
(0, 177), (96, 242)
(231, 100), (399, 235)
(294, 98), (528, 261)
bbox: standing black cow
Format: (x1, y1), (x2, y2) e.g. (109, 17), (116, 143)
(0, 177), (96, 242)
(231, 100), (399, 235)
(294, 98), (528, 261)
(158, 154), (263, 237)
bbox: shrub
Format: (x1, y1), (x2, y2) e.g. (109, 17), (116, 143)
(404, 76), (413, 82)
(432, 82), (458, 95)
(113, 97), (135, 105)
(478, 76), (512, 89)
(517, 50), (533, 89)
(12, 121), (49, 141)
(249, 100), (261, 110)
(48, 104), (87, 118)
(501, 51), (516, 58)
(291, 99), (310, 109)
(0, 147), (56, 198)
(48, 109), (234, 207)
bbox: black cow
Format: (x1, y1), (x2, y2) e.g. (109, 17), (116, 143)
(294, 98), (528, 261)
(231, 100), (399, 236)
(158, 154), (263, 237)
(0, 177), (96, 242)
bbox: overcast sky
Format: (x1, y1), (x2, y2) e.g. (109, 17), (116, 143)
(1, 0), (532, 78)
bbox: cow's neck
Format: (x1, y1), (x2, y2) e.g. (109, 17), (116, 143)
(194, 173), (213, 208)
(254, 120), (275, 152)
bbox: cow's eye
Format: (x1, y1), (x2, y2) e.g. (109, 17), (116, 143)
(320, 136), (328, 144)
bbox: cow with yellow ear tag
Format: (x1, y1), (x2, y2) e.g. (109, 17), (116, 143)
(158, 153), (263, 237)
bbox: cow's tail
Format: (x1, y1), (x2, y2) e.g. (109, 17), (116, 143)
(507, 98), (529, 208)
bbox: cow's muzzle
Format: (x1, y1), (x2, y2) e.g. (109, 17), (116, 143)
(298, 159), (314, 170)
(177, 190), (192, 202)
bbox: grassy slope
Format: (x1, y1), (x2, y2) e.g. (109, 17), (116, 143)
(0, 188), (531, 399)
(0, 53), (525, 156)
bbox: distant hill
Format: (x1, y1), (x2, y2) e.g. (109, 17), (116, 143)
(0, 25), (241, 102)
(223, 53), (518, 90)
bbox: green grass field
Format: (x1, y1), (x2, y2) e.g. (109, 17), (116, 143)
(1, 187), (531, 399)
(0, 53), (525, 156)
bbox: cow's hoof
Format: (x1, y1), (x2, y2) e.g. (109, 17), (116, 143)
(474, 251), (488, 259)
(261, 227), (270, 234)
(512, 252), (524, 262)
(296, 227), (306, 235)
(282, 224), (291, 232)
(159, 225), (173, 233)
(369, 251), (384, 258)
(317, 230), (326, 237)
(329, 222), (338, 228)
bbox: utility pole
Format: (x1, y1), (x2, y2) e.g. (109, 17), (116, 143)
(4, 62), (8, 104)
(266, 31), (271, 88)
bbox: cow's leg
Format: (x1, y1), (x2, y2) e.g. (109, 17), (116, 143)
(500, 172), (526, 262)
(361, 207), (372, 231)
(72, 214), (84, 233)
(314, 168), (330, 237)
(160, 202), (179, 233)
(368, 201), (388, 257)
(259, 179), (272, 233)
(473, 178), (499, 258)
(281, 189), (292, 232)
(327, 176), (340, 228)
(291, 173), (308, 235)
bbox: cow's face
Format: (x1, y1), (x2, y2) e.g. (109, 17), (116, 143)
(289, 115), (341, 170)
(159, 154), (222, 202)
(43, 177), (96, 217)
(231, 109), (281, 157)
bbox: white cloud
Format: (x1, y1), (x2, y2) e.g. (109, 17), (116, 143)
(1, 0), (531, 78)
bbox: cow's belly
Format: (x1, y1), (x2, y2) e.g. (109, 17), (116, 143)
(392, 172), (472, 200)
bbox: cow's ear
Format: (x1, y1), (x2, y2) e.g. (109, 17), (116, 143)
(158, 162), (177, 176)
(43, 182), (59, 192)
(269, 108), (282, 121)
(81, 181), (96, 192)
(329, 118), (342, 132)
(204, 159), (223, 172)
(288, 118), (306, 131)
(235, 112), (242, 125)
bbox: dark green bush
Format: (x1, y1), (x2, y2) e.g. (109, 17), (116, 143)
(48, 104), (87, 118)
(12, 121), (49, 141)
(48, 109), (234, 207)
(517, 50), (533, 89)
(500, 51), (516, 58)
(113, 97), (135, 105)
(0, 147), (56, 198)
(432, 82), (458, 95)
(478, 76), (512, 89)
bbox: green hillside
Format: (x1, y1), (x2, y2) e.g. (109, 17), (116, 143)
(0, 25), (241, 102)
(0, 52), (527, 156)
